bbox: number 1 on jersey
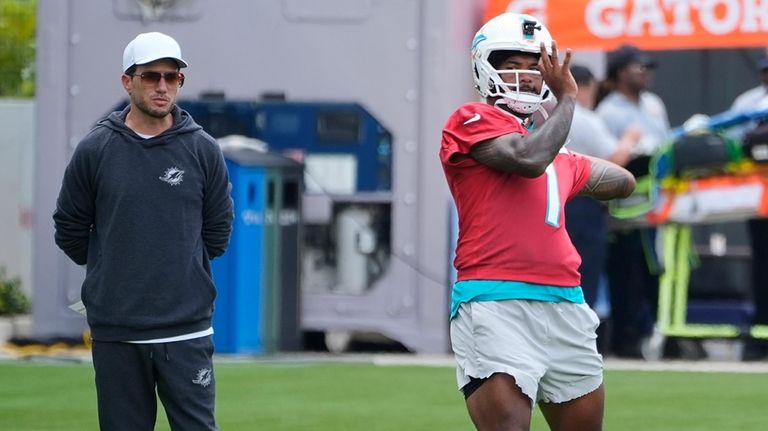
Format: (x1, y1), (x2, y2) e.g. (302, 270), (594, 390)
(544, 164), (560, 227)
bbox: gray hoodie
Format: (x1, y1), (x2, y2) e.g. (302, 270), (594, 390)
(53, 105), (233, 341)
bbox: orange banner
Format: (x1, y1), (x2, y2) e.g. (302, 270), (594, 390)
(485, 0), (768, 51)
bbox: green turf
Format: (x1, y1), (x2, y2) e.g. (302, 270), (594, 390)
(0, 359), (767, 430)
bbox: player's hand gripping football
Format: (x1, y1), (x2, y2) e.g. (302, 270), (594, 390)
(539, 40), (577, 101)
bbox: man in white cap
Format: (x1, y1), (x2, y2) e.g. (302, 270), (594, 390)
(53, 32), (233, 430)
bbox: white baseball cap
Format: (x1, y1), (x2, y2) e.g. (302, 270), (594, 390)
(122, 32), (188, 72)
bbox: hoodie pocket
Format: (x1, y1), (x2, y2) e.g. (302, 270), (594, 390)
(190, 246), (217, 302)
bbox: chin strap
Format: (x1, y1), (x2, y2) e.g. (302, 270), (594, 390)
(535, 105), (549, 121)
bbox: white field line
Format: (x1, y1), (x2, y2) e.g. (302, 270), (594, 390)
(372, 354), (768, 373)
(3, 349), (768, 373)
(219, 353), (768, 373)
(603, 358), (768, 373)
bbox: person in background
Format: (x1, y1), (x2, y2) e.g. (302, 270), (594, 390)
(728, 55), (768, 139)
(441, 13), (635, 430)
(728, 54), (768, 361)
(595, 44), (671, 359)
(53, 32), (233, 430)
(565, 64), (641, 314)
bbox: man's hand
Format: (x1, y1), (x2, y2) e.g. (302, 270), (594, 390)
(539, 41), (577, 101)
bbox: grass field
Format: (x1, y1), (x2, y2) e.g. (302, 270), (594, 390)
(1, 358), (767, 430)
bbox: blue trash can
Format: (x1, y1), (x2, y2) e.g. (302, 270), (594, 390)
(212, 157), (267, 353)
(212, 147), (303, 354)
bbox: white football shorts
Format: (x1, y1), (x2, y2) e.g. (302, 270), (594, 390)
(450, 299), (604, 404)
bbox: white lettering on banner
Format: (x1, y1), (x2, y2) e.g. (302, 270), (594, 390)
(700, 0), (740, 34)
(666, 0), (695, 35)
(586, 0), (628, 38)
(503, 0), (546, 21)
(585, 0), (768, 39)
(627, 0), (669, 36)
(741, 0), (768, 31)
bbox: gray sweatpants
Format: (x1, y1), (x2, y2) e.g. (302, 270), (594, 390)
(91, 336), (218, 431)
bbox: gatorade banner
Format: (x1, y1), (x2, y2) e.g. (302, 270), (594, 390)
(484, 0), (768, 51)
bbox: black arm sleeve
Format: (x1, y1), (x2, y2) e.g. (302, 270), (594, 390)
(202, 145), (234, 259)
(53, 144), (96, 265)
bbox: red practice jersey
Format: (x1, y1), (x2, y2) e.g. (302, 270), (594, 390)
(440, 102), (591, 286)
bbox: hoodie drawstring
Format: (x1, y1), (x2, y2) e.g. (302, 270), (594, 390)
(148, 344), (170, 361)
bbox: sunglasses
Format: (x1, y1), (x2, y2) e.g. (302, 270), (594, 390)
(128, 71), (185, 87)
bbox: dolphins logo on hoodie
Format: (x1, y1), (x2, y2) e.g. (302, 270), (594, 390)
(159, 167), (185, 186)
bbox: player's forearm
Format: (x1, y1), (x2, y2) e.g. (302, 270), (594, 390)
(521, 95), (575, 168)
(580, 156), (636, 200)
(470, 96), (576, 177)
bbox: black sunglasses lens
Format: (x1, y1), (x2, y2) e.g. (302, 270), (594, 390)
(140, 72), (162, 83)
(138, 72), (181, 85)
(163, 72), (180, 84)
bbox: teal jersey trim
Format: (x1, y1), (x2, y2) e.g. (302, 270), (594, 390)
(450, 280), (585, 319)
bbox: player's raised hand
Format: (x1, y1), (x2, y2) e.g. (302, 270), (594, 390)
(539, 40), (577, 101)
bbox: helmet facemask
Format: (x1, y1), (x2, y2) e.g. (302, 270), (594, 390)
(479, 61), (551, 115)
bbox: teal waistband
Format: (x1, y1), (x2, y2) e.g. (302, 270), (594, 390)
(450, 280), (584, 319)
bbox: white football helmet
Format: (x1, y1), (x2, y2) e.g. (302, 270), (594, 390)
(471, 13), (553, 115)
